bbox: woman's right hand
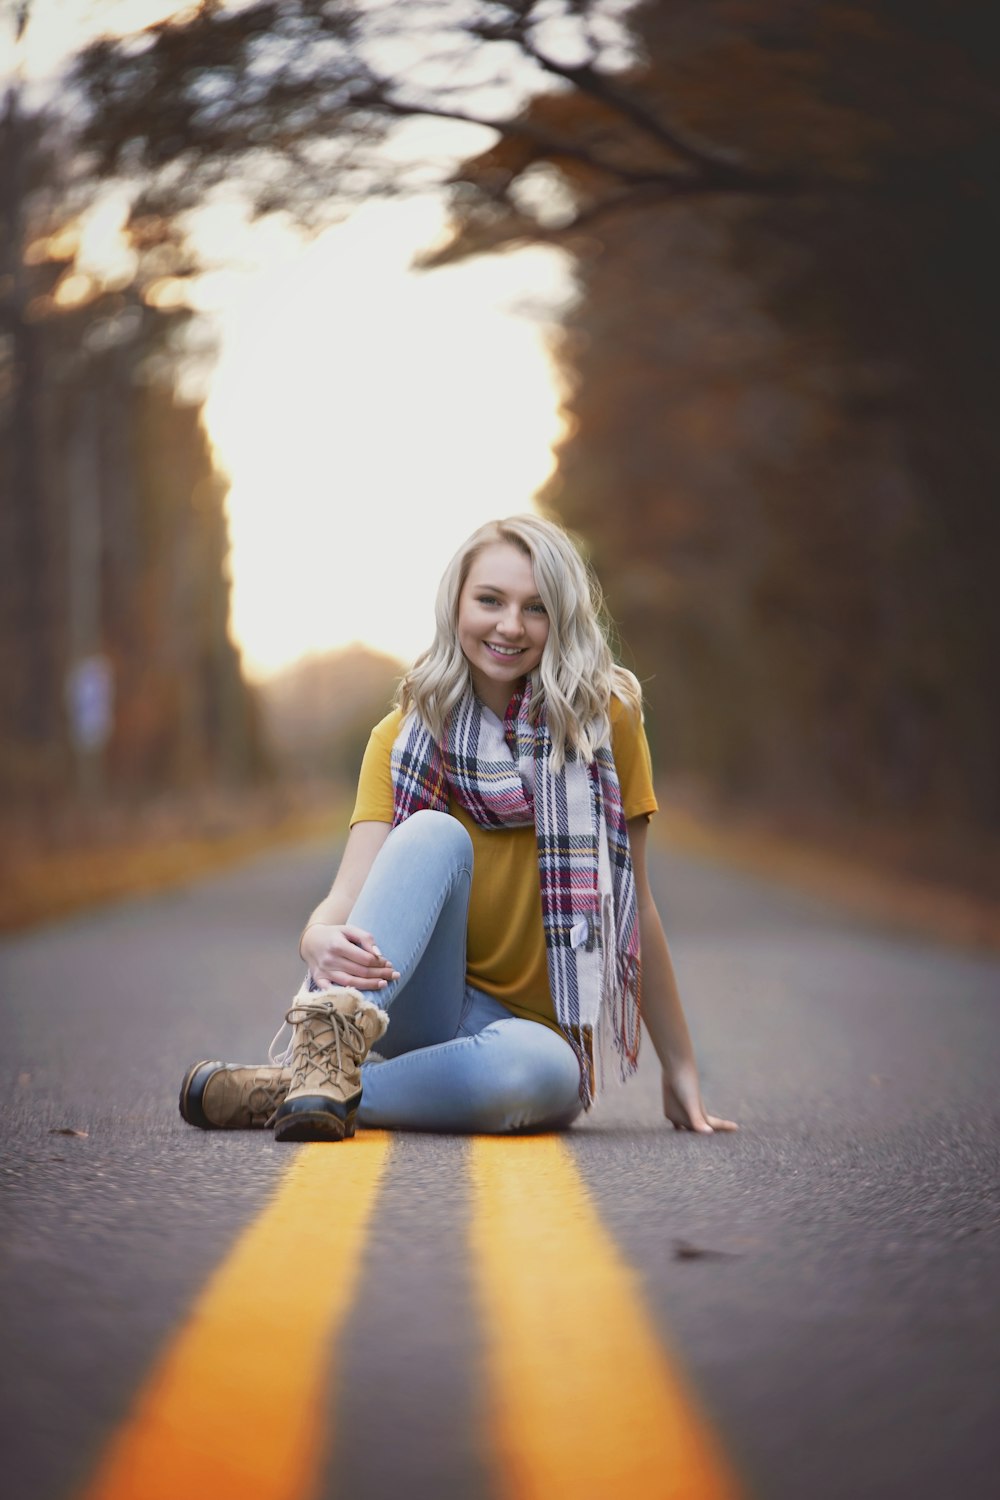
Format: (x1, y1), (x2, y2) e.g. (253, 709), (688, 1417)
(300, 923), (400, 991)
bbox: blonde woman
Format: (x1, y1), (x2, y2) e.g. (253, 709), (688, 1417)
(180, 515), (736, 1142)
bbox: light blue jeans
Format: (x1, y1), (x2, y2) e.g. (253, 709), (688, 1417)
(330, 809), (583, 1133)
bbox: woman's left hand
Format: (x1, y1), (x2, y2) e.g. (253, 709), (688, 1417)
(662, 1063), (739, 1133)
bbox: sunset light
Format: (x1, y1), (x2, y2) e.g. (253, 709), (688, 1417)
(200, 198), (572, 678)
(20, 2), (573, 681)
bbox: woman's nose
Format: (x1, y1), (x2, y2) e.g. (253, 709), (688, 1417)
(497, 607), (524, 636)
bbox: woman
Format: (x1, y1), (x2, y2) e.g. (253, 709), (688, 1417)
(180, 514), (736, 1142)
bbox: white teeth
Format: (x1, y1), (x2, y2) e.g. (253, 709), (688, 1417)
(487, 644), (523, 656)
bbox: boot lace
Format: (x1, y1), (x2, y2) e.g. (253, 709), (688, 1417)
(268, 1017), (294, 1068)
(247, 1075), (286, 1116)
(284, 999), (368, 1093)
(268, 977), (340, 1067)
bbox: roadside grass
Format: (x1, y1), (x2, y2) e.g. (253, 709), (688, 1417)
(0, 789), (347, 934)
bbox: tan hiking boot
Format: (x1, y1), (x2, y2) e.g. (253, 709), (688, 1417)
(272, 986), (389, 1143)
(179, 1061), (291, 1130)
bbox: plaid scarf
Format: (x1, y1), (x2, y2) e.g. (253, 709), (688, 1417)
(391, 683), (642, 1106)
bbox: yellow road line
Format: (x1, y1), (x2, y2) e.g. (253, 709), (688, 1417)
(469, 1136), (743, 1500)
(79, 1134), (391, 1500)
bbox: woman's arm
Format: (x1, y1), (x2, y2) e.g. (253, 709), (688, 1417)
(627, 815), (737, 1133)
(299, 821), (400, 991)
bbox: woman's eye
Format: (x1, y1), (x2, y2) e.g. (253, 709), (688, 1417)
(474, 594), (545, 614)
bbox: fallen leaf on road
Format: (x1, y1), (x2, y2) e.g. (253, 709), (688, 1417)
(673, 1239), (740, 1261)
(48, 1127), (89, 1138)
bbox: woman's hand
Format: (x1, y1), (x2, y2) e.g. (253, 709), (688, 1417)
(300, 923), (400, 992)
(662, 1062), (739, 1134)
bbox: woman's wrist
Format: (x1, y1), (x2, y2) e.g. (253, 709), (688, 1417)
(659, 1051), (698, 1082)
(298, 921), (327, 961)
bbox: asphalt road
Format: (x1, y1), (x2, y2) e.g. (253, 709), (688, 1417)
(1, 835), (998, 1500)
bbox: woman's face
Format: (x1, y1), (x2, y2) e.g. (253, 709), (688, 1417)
(457, 541), (550, 715)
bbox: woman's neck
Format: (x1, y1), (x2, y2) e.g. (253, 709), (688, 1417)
(472, 676), (525, 719)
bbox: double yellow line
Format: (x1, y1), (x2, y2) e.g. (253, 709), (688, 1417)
(81, 1135), (740, 1500)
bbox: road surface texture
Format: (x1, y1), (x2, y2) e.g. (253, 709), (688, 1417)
(1, 834), (998, 1500)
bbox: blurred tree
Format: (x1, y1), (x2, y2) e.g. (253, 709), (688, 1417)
(0, 72), (266, 817)
(68, 0), (787, 231)
(430, 2), (1000, 835)
(259, 645), (401, 782)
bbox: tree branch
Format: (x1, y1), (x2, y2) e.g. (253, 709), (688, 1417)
(469, 14), (749, 183)
(348, 84), (718, 192)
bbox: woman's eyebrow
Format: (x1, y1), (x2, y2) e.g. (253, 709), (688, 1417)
(473, 581), (543, 600)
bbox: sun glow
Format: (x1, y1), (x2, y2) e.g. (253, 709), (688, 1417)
(19, 2), (576, 682)
(202, 197), (573, 679)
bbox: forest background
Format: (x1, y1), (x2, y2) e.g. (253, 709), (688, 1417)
(2, 0), (998, 940)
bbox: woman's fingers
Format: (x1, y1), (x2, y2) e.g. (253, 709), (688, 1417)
(336, 943), (392, 973)
(304, 925), (397, 971)
(315, 956), (395, 990)
(320, 969), (390, 991)
(341, 954), (400, 983)
(320, 958), (394, 987)
(667, 1111), (739, 1133)
(315, 943), (400, 990)
(301, 925), (396, 991)
(662, 1075), (738, 1134)
(337, 932), (399, 975)
(312, 929), (398, 977)
(340, 926), (386, 959)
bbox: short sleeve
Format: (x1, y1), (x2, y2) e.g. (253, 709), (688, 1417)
(354, 701), (657, 825)
(349, 709), (403, 826)
(609, 694), (659, 821)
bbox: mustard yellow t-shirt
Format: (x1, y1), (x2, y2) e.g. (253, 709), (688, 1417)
(350, 695), (658, 1033)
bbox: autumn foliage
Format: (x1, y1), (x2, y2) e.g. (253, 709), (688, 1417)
(438, 2), (1000, 839)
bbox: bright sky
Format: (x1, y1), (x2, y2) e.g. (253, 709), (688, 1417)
(19, 0), (576, 679)
(200, 198), (571, 676)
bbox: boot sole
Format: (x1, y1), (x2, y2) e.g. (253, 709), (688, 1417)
(273, 1094), (360, 1143)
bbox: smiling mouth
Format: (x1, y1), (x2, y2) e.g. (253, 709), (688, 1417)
(485, 643), (525, 658)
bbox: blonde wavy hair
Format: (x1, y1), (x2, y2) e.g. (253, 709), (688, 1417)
(397, 513), (642, 769)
